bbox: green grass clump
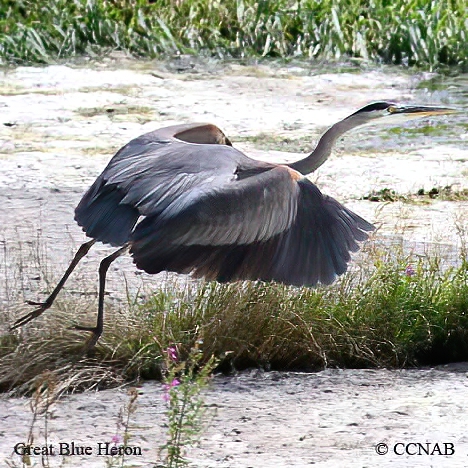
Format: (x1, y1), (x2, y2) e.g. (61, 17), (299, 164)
(363, 186), (468, 203)
(0, 0), (466, 69)
(1, 245), (467, 394)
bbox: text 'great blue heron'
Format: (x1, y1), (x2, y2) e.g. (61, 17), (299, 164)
(12, 102), (455, 348)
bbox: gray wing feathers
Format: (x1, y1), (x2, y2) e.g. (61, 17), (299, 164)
(165, 168), (299, 245)
(131, 179), (374, 286)
(74, 179), (140, 247)
(266, 181), (374, 285)
(131, 166), (299, 249)
(75, 124), (373, 286)
(75, 130), (295, 247)
(75, 131), (240, 246)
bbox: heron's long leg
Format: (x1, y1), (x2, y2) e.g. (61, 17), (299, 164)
(11, 239), (97, 330)
(74, 243), (129, 350)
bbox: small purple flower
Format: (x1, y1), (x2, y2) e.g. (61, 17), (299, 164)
(162, 378), (180, 401)
(167, 346), (178, 362)
(163, 379), (180, 392)
(111, 434), (121, 445)
(405, 264), (415, 277)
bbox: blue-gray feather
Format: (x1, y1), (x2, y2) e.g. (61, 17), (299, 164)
(75, 123), (374, 287)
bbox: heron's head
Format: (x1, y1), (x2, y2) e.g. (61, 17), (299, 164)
(345, 101), (457, 128)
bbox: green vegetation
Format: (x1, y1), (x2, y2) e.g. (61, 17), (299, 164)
(363, 186), (468, 203)
(76, 103), (155, 125)
(0, 0), (466, 69)
(1, 244), (468, 394)
(161, 342), (217, 467)
(363, 187), (407, 202)
(388, 123), (451, 137)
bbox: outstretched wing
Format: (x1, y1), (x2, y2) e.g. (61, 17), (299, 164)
(75, 123), (299, 247)
(130, 177), (374, 287)
(76, 122), (374, 286)
(244, 179), (374, 285)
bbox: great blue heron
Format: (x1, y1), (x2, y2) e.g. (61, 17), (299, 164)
(11, 101), (455, 348)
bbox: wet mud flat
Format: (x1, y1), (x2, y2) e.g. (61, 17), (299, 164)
(0, 59), (467, 467)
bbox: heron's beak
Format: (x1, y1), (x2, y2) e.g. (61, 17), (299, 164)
(392, 105), (459, 118)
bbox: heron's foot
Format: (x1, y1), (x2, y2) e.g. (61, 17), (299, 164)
(72, 324), (102, 352)
(11, 300), (52, 330)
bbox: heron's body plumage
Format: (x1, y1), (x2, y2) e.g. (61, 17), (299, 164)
(13, 102), (455, 348)
(75, 123), (373, 286)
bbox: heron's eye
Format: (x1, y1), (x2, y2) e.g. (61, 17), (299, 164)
(387, 105), (397, 114)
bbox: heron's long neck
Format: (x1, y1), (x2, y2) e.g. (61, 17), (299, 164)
(288, 118), (356, 175)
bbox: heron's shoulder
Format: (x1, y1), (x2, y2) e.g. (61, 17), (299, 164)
(109, 124), (258, 168)
(138, 123), (232, 146)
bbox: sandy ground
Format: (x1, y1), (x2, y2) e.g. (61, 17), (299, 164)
(2, 366), (468, 467)
(0, 57), (467, 467)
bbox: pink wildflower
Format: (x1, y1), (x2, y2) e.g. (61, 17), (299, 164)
(163, 379), (180, 391)
(111, 434), (121, 444)
(162, 378), (180, 401)
(405, 264), (415, 277)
